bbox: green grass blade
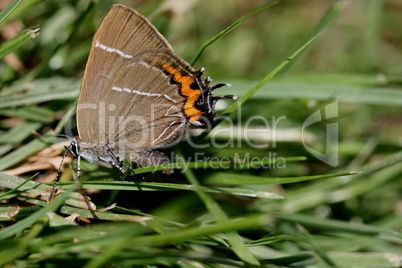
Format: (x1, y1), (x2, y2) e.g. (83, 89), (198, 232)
(189, 1), (278, 66)
(361, 0), (383, 72)
(129, 214), (270, 246)
(0, 188), (73, 240)
(0, 172), (96, 210)
(223, 33), (320, 116)
(276, 212), (396, 238)
(225, 80), (402, 106)
(59, 206), (151, 222)
(0, 27), (39, 59)
(281, 150), (402, 213)
(204, 171), (360, 185)
(56, 181), (283, 199)
(0, 106), (55, 123)
(0, 173), (37, 200)
(196, 33), (321, 141)
(280, 0), (345, 74)
(0, 137), (53, 171)
(0, 0), (22, 25)
(177, 151), (261, 267)
(0, 121), (42, 145)
(22, 1), (95, 82)
(0, 87), (79, 109)
(0, 99), (77, 170)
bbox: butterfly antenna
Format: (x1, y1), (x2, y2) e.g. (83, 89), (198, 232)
(33, 131), (73, 144)
(53, 134), (73, 140)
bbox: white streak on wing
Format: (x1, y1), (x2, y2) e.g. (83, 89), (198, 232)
(95, 39), (133, 59)
(153, 121), (184, 144)
(164, 105), (182, 117)
(112, 85), (176, 103)
(131, 89), (161, 97)
(112, 86), (123, 92)
(152, 66), (168, 78)
(153, 121), (176, 143)
(163, 94), (177, 103)
(140, 60), (150, 68)
(162, 122), (185, 143)
(116, 50), (125, 57)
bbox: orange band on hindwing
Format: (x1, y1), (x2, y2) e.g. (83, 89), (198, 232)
(162, 63), (204, 122)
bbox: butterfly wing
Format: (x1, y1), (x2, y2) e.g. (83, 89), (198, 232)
(92, 49), (204, 157)
(77, 4), (173, 143)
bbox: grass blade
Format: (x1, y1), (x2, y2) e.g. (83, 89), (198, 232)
(0, 27), (39, 59)
(177, 151), (261, 266)
(0, 87), (79, 109)
(189, 1), (278, 66)
(225, 80), (402, 106)
(0, 188), (73, 240)
(204, 171), (360, 185)
(196, 33), (321, 141)
(55, 181), (283, 199)
(0, 173), (37, 201)
(0, 0), (22, 25)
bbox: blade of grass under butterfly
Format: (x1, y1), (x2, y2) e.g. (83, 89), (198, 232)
(0, 0), (22, 25)
(56, 181), (283, 199)
(83, 214), (268, 268)
(0, 173), (38, 201)
(196, 33), (321, 141)
(0, 172), (96, 210)
(177, 151), (261, 267)
(0, 27), (39, 59)
(0, 187), (74, 240)
(281, 150), (402, 213)
(59, 205), (152, 222)
(189, 1), (278, 66)
(204, 171), (360, 186)
(276, 212), (396, 238)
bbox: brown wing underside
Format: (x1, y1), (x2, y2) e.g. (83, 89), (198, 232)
(78, 50), (203, 157)
(77, 4), (173, 143)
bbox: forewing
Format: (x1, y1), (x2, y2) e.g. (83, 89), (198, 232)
(77, 5), (173, 143)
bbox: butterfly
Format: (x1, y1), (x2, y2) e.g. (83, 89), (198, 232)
(49, 4), (235, 200)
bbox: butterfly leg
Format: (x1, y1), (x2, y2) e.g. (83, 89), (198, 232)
(73, 154), (81, 181)
(105, 147), (136, 175)
(98, 154), (126, 174)
(48, 142), (76, 202)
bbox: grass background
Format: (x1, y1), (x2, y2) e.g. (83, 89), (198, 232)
(1, 0), (402, 267)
